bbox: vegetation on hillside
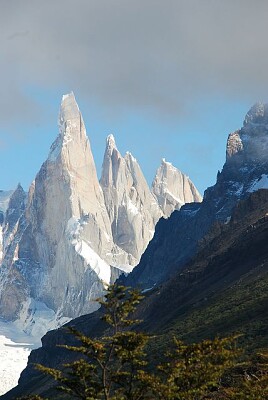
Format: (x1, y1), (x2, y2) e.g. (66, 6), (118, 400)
(18, 285), (268, 400)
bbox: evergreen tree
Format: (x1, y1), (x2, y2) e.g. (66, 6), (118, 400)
(18, 285), (266, 400)
(30, 285), (150, 400)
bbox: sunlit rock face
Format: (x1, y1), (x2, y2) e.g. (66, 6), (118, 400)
(0, 93), (201, 333)
(152, 158), (202, 217)
(0, 94), (133, 325)
(100, 134), (162, 261)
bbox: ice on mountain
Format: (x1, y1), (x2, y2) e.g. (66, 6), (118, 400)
(248, 174), (268, 193)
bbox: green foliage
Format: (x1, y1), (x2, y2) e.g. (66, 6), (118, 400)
(141, 336), (239, 400)
(222, 350), (268, 399)
(33, 285), (150, 400)
(19, 285), (268, 400)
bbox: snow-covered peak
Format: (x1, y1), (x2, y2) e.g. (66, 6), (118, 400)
(106, 134), (117, 151)
(161, 158), (178, 172)
(161, 158), (170, 165)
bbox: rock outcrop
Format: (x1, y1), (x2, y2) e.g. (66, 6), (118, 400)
(125, 102), (268, 289)
(0, 94), (136, 324)
(100, 135), (162, 261)
(0, 93), (201, 336)
(152, 158), (202, 217)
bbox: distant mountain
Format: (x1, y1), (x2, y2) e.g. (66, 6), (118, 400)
(125, 102), (268, 289)
(100, 134), (162, 262)
(152, 158), (202, 217)
(0, 93), (201, 339)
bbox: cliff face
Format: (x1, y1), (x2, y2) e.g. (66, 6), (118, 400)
(152, 158), (202, 217)
(0, 93), (200, 336)
(100, 135), (162, 261)
(125, 102), (268, 289)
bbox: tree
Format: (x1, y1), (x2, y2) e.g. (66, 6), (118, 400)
(32, 285), (150, 400)
(19, 285), (250, 400)
(140, 336), (239, 400)
(222, 350), (268, 399)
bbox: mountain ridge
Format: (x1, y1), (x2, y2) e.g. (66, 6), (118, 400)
(125, 102), (268, 289)
(0, 92), (201, 339)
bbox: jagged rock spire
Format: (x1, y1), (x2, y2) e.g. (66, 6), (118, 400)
(152, 159), (202, 217)
(100, 134), (121, 188)
(100, 134), (162, 260)
(0, 92), (203, 338)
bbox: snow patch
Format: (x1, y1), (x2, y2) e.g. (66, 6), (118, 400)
(0, 299), (70, 395)
(114, 263), (134, 274)
(15, 297), (70, 340)
(248, 174), (268, 193)
(142, 285), (156, 293)
(162, 158), (178, 173)
(67, 217), (111, 286)
(127, 199), (139, 216)
(164, 189), (184, 205)
(0, 319), (37, 396)
(182, 207), (200, 217)
(235, 184), (244, 196)
(75, 240), (111, 286)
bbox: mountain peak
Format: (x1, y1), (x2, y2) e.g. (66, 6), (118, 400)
(161, 158), (177, 172)
(58, 92), (81, 135)
(125, 151), (137, 163)
(106, 134), (117, 152)
(15, 182), (24, 192)
(48, 93), (87, 161)
(226, 102), (268, 163)
(152, 161), (202, 217)
(243, 102), (268, 126)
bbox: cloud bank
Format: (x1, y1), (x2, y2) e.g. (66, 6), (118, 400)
(1, 0), (268, 129)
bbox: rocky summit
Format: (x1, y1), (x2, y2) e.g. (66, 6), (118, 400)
(100, 134), (162, 261)
(125, 102), (268, 289)
(0, 93), (201, 338)
(152, 158), (202, 217)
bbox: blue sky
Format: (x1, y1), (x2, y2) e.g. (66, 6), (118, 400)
(0, 89), (250, 195)
(1, 1), (267, 194)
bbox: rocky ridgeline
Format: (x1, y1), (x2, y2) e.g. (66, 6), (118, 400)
(125, 102), (268, 289)
(0, 93), (201, 335)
